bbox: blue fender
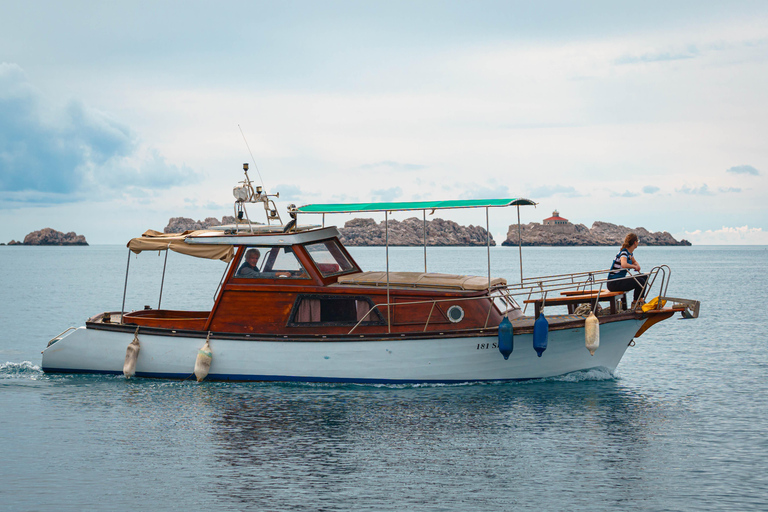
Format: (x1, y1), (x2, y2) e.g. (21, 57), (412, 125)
(498, 316), (513, 360)
(533, 313), (549, 357)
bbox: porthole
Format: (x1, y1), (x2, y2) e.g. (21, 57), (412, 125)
(447, 305), (465, 323)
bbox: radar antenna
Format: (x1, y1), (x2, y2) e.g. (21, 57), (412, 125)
(232, 126), (283, 231)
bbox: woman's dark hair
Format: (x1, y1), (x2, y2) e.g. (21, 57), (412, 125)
(621, 233), (639, 250)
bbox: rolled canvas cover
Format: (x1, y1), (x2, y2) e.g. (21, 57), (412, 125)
(336, 271), (506, 291)
(127, 230), (234, 262)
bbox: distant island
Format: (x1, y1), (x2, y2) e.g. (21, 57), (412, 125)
(501, 210), (690, 246)
(7, 228), (88, 246)
(164, 216), (236, 233)
(161, 212), (690, 247)
(162, 216), (495, 246)
(339, 217), (494, 246)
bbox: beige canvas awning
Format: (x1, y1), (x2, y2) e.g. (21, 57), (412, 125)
(335, 271), (506, 291)
(127, 230), (234, 262)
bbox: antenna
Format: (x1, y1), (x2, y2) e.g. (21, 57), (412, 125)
(238, 124), (265, 189)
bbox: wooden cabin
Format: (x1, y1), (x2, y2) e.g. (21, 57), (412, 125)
(118, 227), (511, 336)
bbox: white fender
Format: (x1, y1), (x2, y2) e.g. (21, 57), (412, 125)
(194, 340), (213, 382)
(585, 312), (600, 356)
(123, 332), (141, 378)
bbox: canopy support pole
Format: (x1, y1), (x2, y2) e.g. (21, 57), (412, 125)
(517, 204), (524, 283)
(158, 244), (169, 309)
(486, 207), (491, 293)
(120, 248), (131, 324)
(385, 210), (391, 333)
(423, 209), (427, 273)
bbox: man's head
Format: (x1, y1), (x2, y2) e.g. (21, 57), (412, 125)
(245, 249), (260, 266)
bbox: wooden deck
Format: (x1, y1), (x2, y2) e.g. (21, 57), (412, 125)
(524, 290), (627, 317)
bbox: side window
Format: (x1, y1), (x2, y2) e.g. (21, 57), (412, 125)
(289, 295), (384, 326)
(234, 246), (310, 280)
(304, 240), (358, 277)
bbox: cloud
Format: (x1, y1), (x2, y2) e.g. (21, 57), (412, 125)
(102, 148), (196, 194)
(718, 187), (742, 193)
(611, 190), (640, 198)
(642, 185), (660, 194)
(371, 186), (402, 202)
(614, 52), (697, 66)
(677, 184), (714, 195)
(329, 193), (359, 203)
(613, 45), (700, 65)
(528, 185), (582, 198)
(682, 226), (768, 245)
(0, 190), (82, 209)
(0, 64), (129, 195)
(462, 181), (512, 200)
(359, 161), (427, 171)
(726, 165), (760, 176)
(273, 184), (305, 201)
(0, 63), (198, 205)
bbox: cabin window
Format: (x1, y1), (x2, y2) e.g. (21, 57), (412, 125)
(233, 246), (310, 280)
(289, 295), (384, 326)
(303, 240), (357, 277)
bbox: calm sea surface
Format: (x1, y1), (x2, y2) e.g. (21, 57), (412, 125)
(1, 245), (767, 511)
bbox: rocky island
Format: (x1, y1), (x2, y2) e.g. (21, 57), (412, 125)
(338, 217), (494, 246)
(501, 211), (690, 246)
(7, 228), (88, 246)
(164, 216), (237, 232)
(160, 211), (690, 247)
(162, 216), (495, 246)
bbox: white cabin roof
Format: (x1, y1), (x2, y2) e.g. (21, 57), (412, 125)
(184, 226), (341, 247)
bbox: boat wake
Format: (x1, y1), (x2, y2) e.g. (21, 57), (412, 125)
(0, 362), (617, 386)
(288, 368), (619, 389)
(0, 361), (44, 380)
(543, 367), (618, 383)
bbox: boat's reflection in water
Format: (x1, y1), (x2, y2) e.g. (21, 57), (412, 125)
(32, 373), (690, 509)
(190, 378), (683, 510)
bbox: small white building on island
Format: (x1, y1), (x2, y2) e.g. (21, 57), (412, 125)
(543, 210), (568, 226)
(542, 210), (576, 234)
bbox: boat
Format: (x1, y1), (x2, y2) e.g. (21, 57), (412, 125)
(42, 164), (700, 383)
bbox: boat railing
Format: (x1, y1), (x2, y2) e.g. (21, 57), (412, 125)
(47, 327), (78, 348)
(643, 264), (671, 304)
(348, 266), (671, 334)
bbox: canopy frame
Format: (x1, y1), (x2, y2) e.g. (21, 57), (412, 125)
(120, 230), (233, 322)
(292, 197), (537, 331)
(291, 198), (536, 215)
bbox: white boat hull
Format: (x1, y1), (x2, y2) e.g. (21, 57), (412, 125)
(42, 318), (644, 383)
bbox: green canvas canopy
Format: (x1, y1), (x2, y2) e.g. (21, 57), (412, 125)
(292, 198), (536, 214)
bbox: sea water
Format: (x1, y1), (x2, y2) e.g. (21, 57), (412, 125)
(1, 245), (767, 511)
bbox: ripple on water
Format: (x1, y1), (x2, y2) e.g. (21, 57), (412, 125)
(0, 360), (43, 379)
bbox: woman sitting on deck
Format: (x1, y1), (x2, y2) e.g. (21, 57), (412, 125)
(607, 233), (647, 308)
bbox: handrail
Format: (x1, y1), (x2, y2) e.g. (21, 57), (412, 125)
(341, 263), (688, 335)
(345, 266), (668, 335)
(638, 265), (669, 309)
(47, 327), (77, 347)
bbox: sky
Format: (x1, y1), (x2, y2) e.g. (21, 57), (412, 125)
(1, 0), (767, 244)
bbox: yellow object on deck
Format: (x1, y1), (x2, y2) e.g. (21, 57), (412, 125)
(641, 297), (667, 312)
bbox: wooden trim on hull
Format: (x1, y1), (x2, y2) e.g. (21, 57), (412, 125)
(86, 310), (644, 342)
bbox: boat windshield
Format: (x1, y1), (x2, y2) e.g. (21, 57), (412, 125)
(234, 246), (310, 280)
(303, 240), (358, 277)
